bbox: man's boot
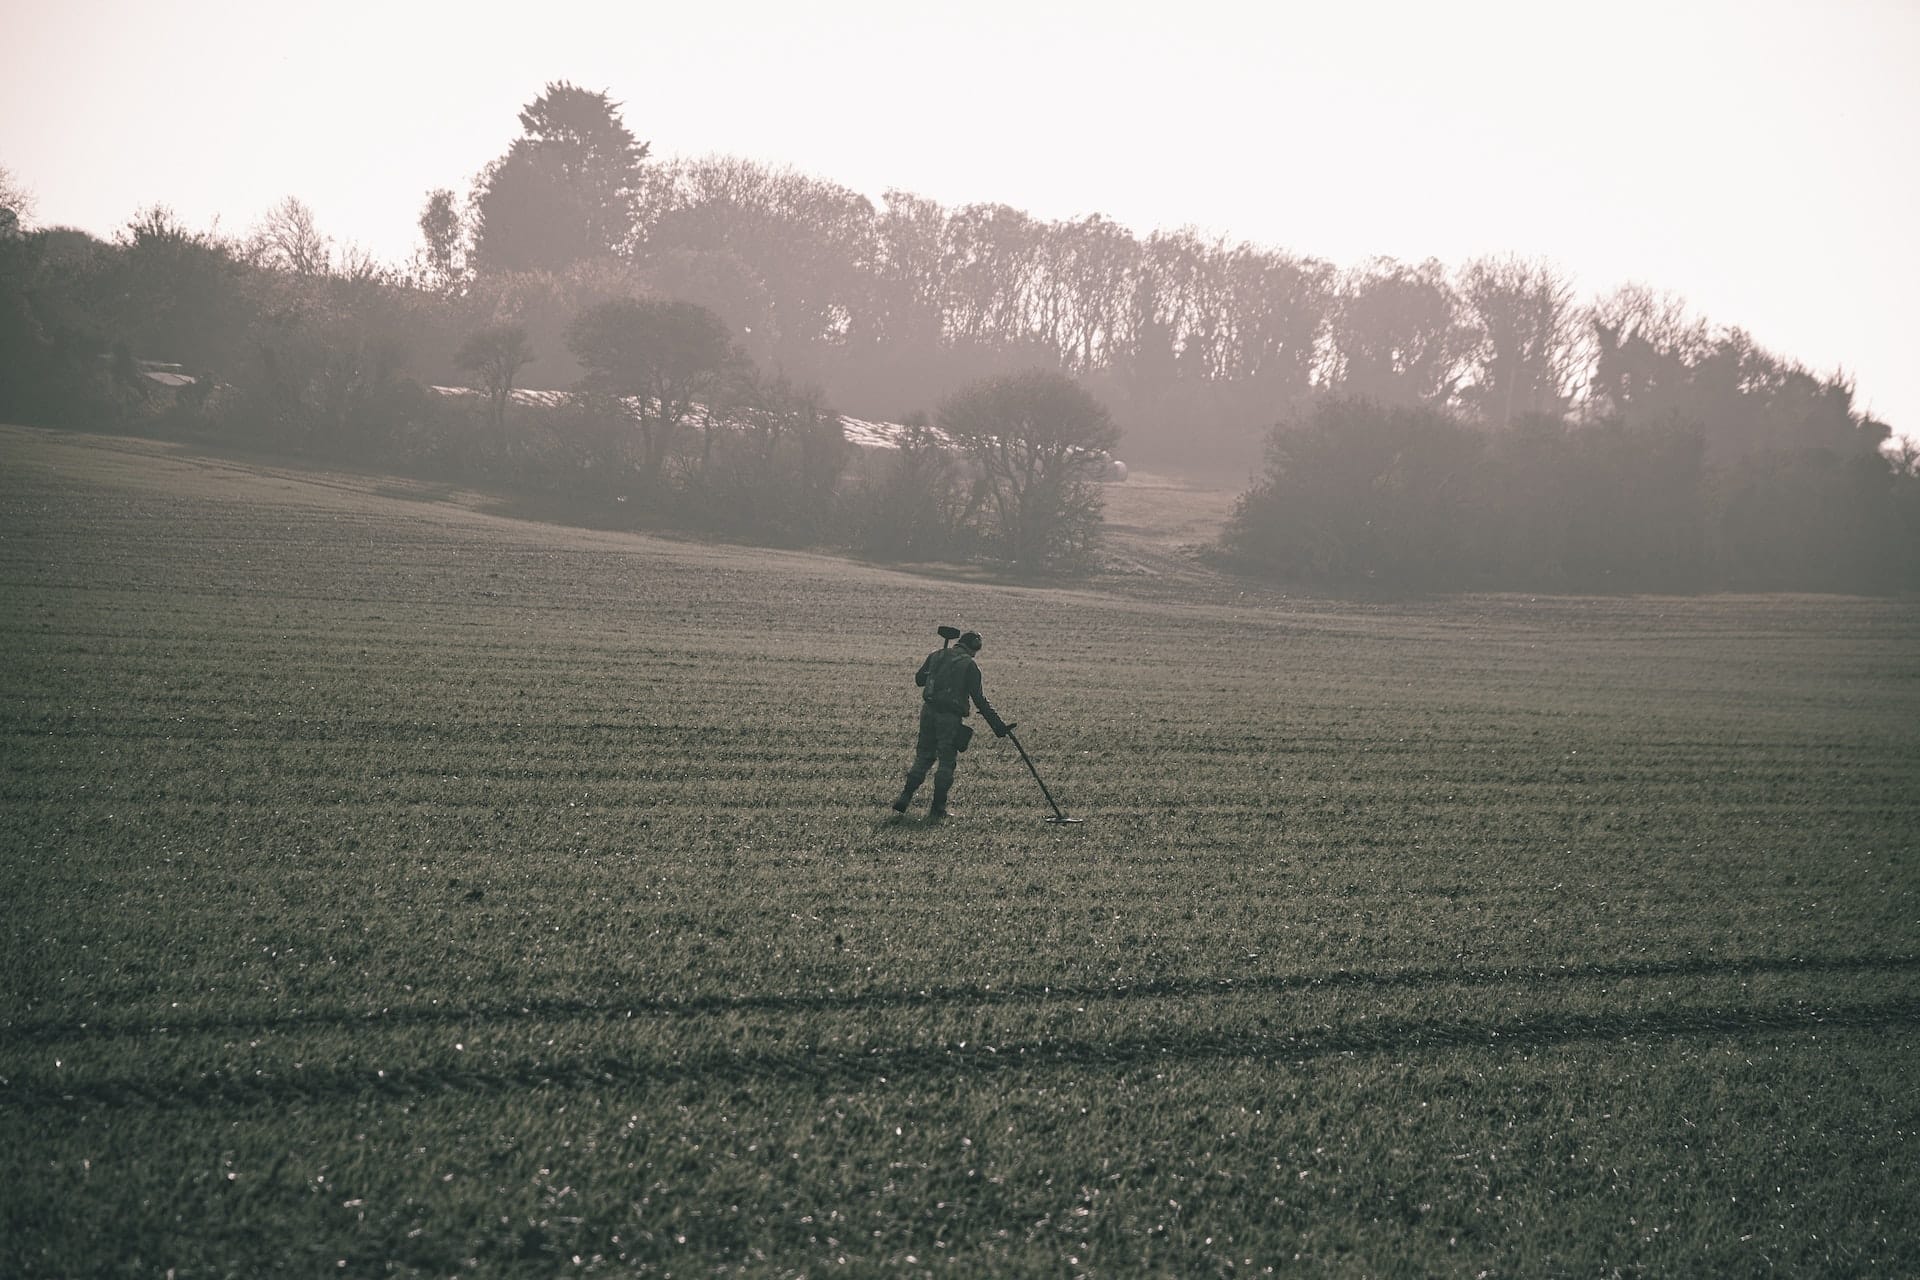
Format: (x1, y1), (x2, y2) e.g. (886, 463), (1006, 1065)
(891, 771), (925, 814)
(927, 777), (954, 820)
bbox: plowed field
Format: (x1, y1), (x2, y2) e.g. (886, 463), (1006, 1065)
(4, 426), (1916, 1276)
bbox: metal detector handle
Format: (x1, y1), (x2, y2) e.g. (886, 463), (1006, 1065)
(1006, 729), (1069, 822)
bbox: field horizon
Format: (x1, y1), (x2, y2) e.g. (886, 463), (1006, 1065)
(4, 423), (1916, 1276)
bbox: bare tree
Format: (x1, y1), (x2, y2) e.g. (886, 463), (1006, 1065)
(643, 157), (877, 360)
(942, 203), (1044, 345)
(333, 243), (388, 286)
(938, 368), (1120, 569)
(1584, 285), (1710, 421)
(1589, 284), (1707, 357)
(1326, 257), (1468, 407)
(871, 190), (952, 347)
(1885, 435), (1920, 480)
(252, 196), (330, 275)
(564, 297), (733, 483)
(455, 324), (535, 428)
(1457, 255), (1579, 427)
(0, 165), (32, 237)
(415, 188), (467, 294)
(1049, 213), (1137, 372)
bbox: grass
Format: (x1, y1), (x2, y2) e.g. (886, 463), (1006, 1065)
(2, 424), (1916, 1276)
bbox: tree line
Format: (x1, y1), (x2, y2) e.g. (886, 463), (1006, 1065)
(435, 92), (1588, 475)
(1222, 283), (1918, 593)
(0, 134), (1118, 570)
(1, 81), (1914, 588)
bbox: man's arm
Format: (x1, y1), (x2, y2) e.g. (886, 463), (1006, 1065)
(915, 653), (933, 688)
(968, 664), (1012, 736)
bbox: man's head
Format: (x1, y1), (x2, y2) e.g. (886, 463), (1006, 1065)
(958, 631), (983, 653)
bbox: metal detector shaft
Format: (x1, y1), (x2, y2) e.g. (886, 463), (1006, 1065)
(1006, 730), (1071, 821)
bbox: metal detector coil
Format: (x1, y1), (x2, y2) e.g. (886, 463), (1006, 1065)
(1006, 729), (1083, 824)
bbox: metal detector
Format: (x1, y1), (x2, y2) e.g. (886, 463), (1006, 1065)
(1005, 729), (1083, 824)
(937, 625), (961, 647)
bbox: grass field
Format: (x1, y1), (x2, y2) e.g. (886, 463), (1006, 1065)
(3, 424), (1917, 1277)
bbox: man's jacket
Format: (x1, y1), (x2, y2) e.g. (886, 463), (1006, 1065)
(915, 647), (1009, 734)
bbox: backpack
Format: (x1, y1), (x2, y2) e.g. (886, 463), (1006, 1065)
(924, 648), (974, 713)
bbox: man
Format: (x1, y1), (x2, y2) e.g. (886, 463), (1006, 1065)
(891, 629), (1013, 820)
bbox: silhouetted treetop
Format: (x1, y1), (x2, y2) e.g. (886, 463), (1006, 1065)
(472, 82), (650, 274)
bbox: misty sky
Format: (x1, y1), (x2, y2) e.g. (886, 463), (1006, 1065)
(3, 0), (1916, 441)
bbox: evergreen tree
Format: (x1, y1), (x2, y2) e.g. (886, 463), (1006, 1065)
(471, 82), (649, 273)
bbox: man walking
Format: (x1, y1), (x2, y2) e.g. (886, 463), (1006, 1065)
(892, 629), (1012, 820)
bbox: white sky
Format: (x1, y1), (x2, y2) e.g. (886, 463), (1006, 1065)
(4, 0), (1916, 439)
